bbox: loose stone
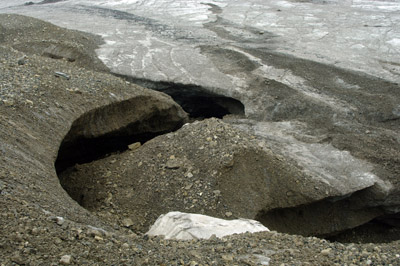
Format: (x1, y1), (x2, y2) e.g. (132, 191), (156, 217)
(128, 142), (141, 151)
(60, 255), (72, 265)
(122, 218), (134, 228)
(320, 248), (331, 256)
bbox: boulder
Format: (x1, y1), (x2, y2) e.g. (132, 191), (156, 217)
(146, 211), (269, 240)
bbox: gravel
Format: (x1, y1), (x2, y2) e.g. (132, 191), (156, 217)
(1, 13), (400, 265)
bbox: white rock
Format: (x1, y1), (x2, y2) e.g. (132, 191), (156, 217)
(60, 255), (72, 265)
(128, 142), (141, 151)
(146, 211), (269, 240)
(320, 248), (331, 256)
(56, 216), (65, 225)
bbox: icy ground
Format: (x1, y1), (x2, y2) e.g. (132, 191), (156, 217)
(1, 0), (399, 87)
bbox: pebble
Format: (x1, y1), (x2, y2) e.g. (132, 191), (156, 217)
(87, 227), (105, 237)
(166, 159), (181, 169)
(128, 142), (141, 150)
(54, 71), (70, 80)
(186, 172), (194, 178)
(225, 212), (233, 217)
(56, 216), (65, 225)
(3, 99), (14, 106)
(66, 88), (82, 94)
(213, 190), (221, 196)
(17, 56), (26, 65)
(31, 227), (39, 235)
(320, 248), (332, 256)
(94, 235), (104, 241)
(60, 255), (72, 265)
(122, 218), (134, 228)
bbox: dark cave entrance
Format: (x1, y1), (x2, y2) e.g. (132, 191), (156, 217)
(55, 131), (166, 174)
(255, 190), (400, 244)
(325, 211), (400, 243)
(54, 96), (187, 176)
(55, 80), (245, 174)
(55, 81), (245, 209)
(54, 95), (188, 207)
(113, 75), (245, 119)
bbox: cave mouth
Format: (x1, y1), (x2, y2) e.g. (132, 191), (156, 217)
(326, 216), (400, 244)
(54, 95), (188, 176)
(55, 82), (245, 210)
(113, 75), (245, 119)
(55, 95), (188, 209)
(55, 131), (167, 174)
(55, 80), (245, 174)
(255, 191), (400, 244)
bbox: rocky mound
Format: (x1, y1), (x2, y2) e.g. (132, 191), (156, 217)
(1, 14), (400, 265)
(58, 118), (306, 233)
(59, 116), (391, 238)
